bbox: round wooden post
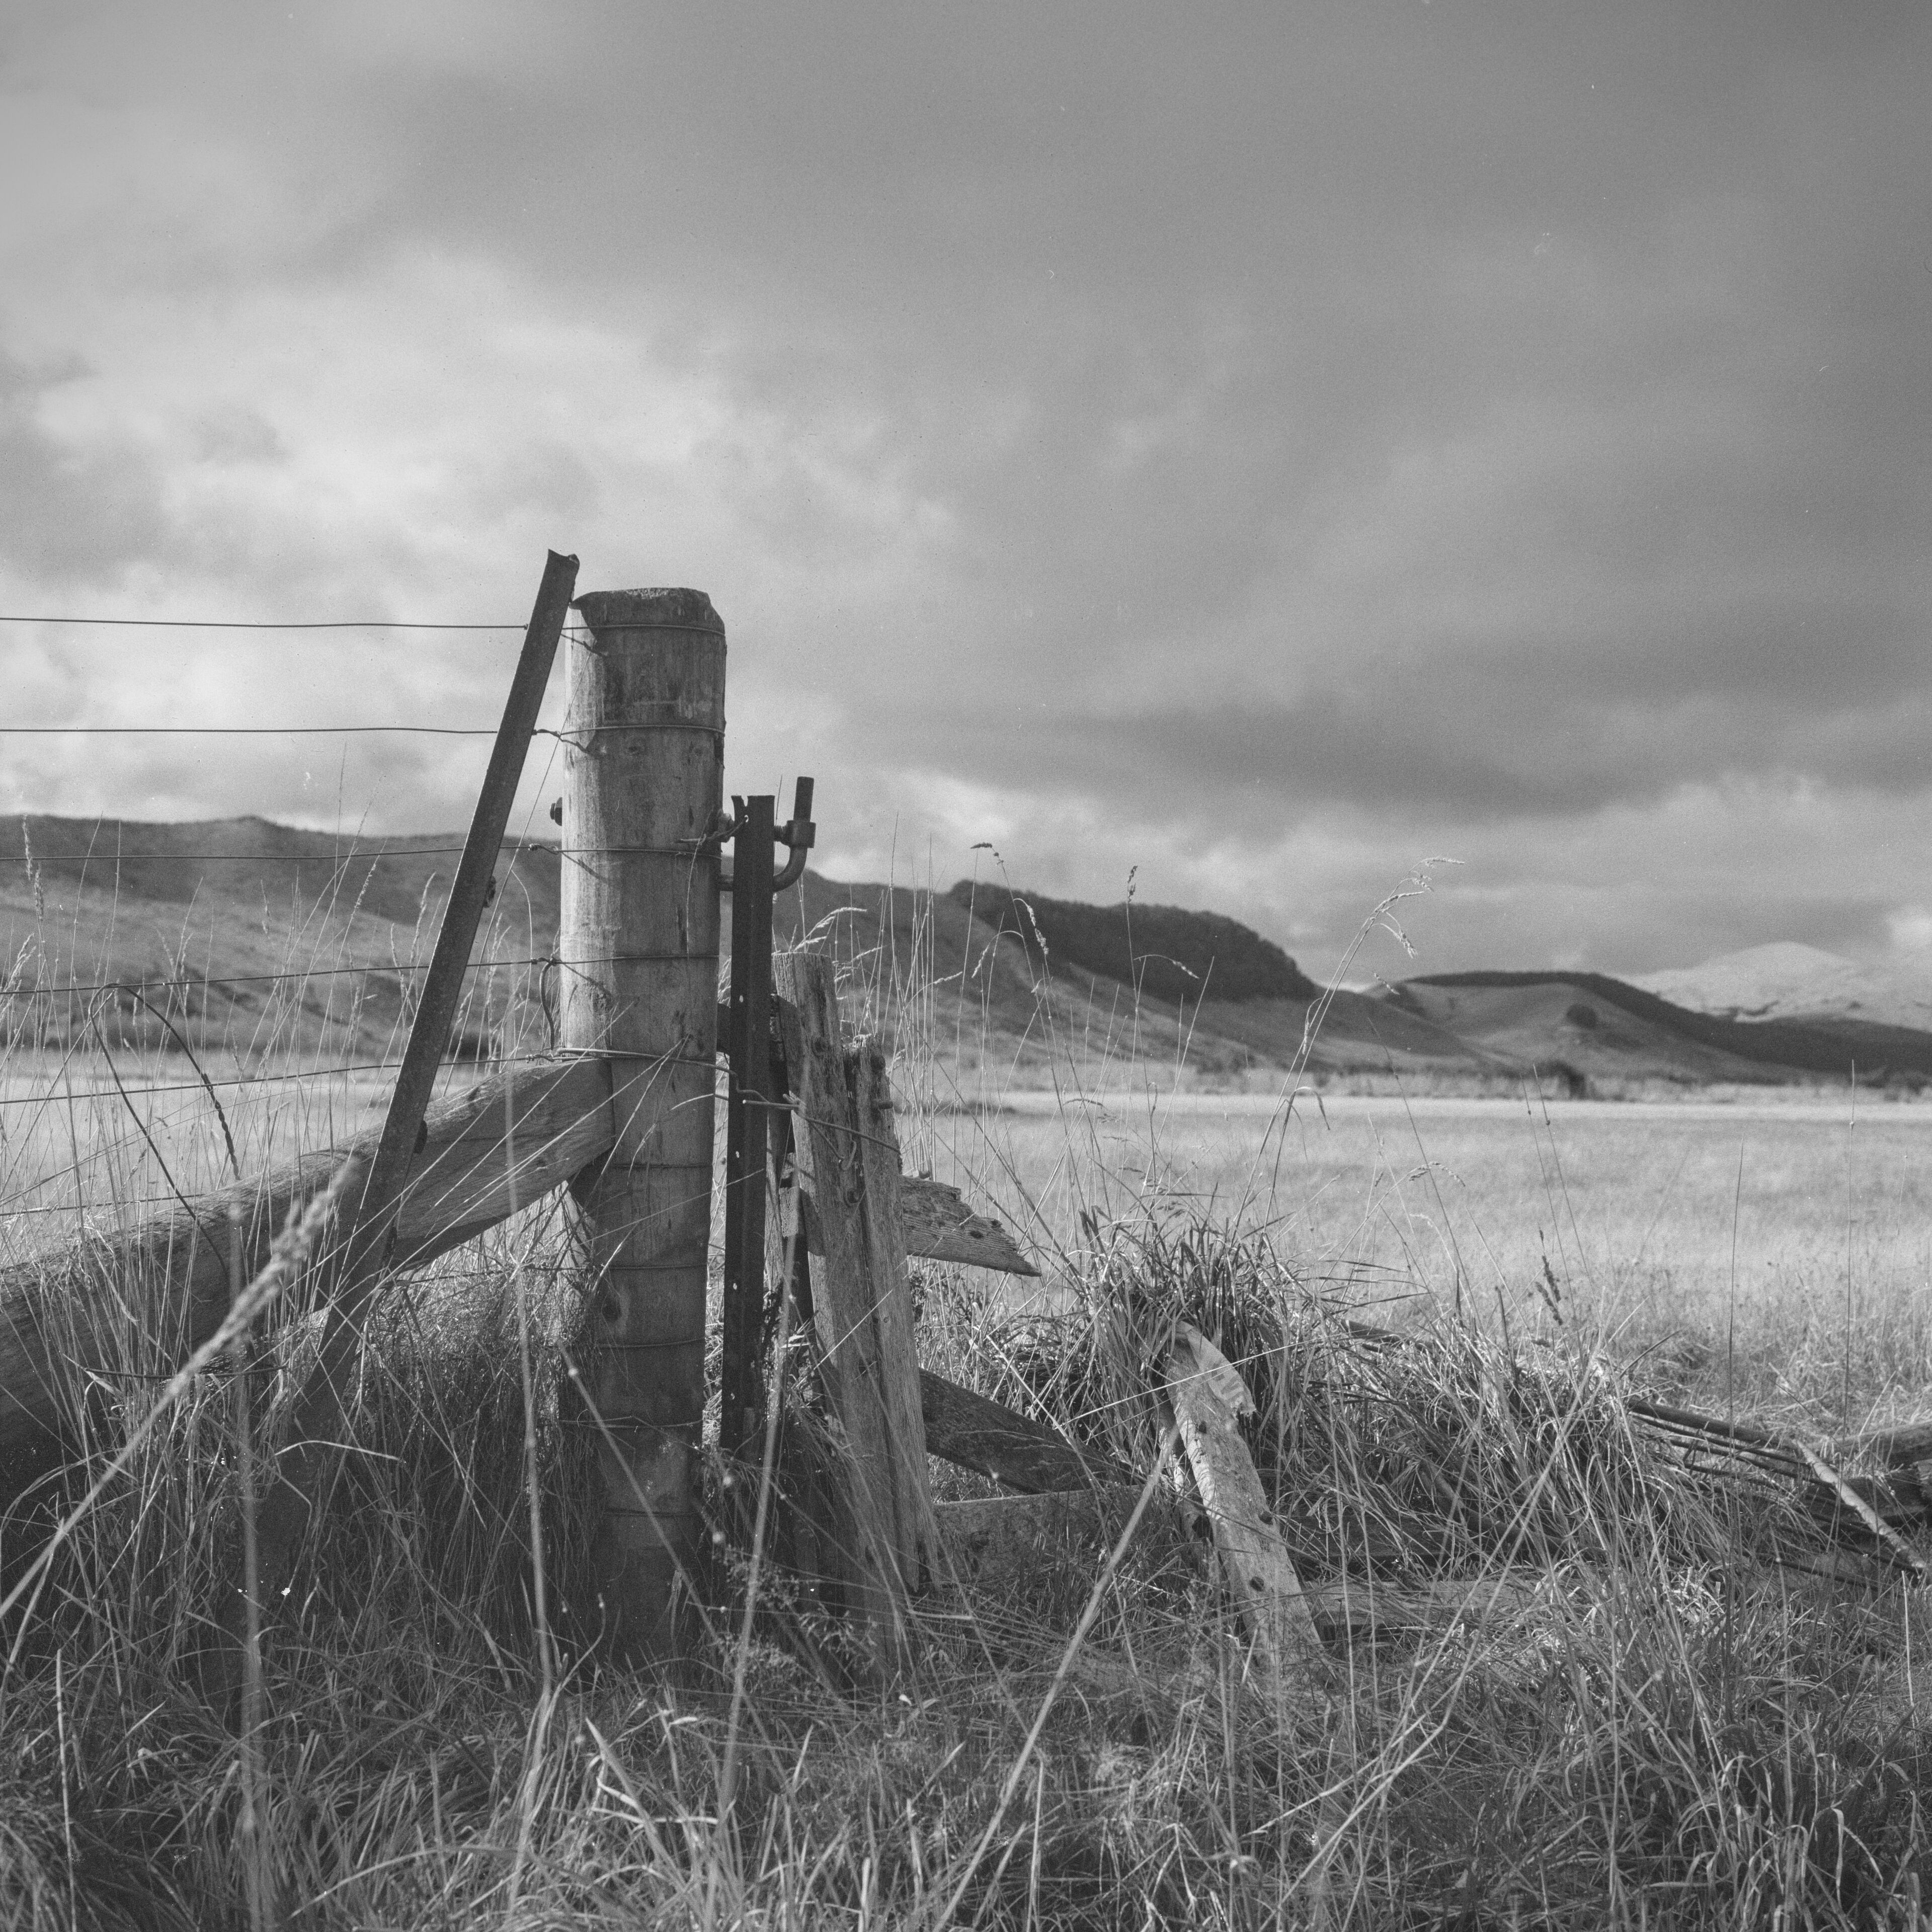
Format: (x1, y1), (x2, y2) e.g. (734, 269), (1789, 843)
(562, 587), (725, 1661)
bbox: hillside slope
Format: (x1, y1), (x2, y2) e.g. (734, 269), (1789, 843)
(1635, 941), (1932, 1033)
(2, 815), (559, 1061)
(7, 815), (1929, 1088)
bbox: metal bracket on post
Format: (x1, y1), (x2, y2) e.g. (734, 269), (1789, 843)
(774, 776), (816, 890)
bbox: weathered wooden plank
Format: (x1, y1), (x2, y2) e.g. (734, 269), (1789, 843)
(776, 951), (937, 1675)
(920, 1370), (1133, 1494)
(898, 1179), (1037, 1276)
(1165, 1322), (1328, 1701)
(0, 1055), (612, 1478)
(800, 1173), (1035, 1277)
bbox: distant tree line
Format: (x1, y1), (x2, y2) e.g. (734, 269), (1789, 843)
(947, 881), (1320, 1007)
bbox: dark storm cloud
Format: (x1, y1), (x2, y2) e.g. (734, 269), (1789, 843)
(6, 0), (1930, 972)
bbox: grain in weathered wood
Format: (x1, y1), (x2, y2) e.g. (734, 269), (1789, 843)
(561, 586), (727, 1663)
(897, 1180), (1037, 1275)
(1165, 1322), (1327, 1702)
(776, 950), (936, 1673)
(0, 1055), (614, 1482)
(919, 1370), (1133, 1494)
(800, 1179), (1035, 1276)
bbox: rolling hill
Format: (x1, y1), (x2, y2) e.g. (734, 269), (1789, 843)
(1634, 941), (1932, 1034)
(3, 813), (1925, 1090)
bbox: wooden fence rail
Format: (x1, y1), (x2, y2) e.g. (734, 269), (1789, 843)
(0, 1035), (1042, 1492)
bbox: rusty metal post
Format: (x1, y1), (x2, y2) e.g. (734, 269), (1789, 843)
(561, 587), (725, 1661)
(720, 793), (775, 1461)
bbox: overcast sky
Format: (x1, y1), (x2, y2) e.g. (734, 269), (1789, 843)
(3, 3), (1927, 981)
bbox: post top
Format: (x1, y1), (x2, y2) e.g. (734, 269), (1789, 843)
(571, 588), (723, 633)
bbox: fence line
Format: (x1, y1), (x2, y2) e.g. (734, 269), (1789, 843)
(0, 616), (524, 630)
(6, 843), (555, 864)
(0, 607), (714, 1278)
(0, 725), (510, 737)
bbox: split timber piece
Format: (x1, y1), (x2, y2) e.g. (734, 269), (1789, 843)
(777, 949), (937, 1680)
(724, 1000), (1038, 1280)
(1629, 1395), (1928, 1581)
(0, 1055), (612, 1484)
(800, 1182), (1036, 1277)
(895, 1180), (1037, 1276)
(919, 1370), (1134, 1494)
(1164, 1321), (1329, 1705)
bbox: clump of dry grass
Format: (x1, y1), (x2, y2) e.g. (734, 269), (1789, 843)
(5, 874), (1932, 1928)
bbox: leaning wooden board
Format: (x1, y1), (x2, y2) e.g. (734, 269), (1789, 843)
(919, 1370), (1133, 1494)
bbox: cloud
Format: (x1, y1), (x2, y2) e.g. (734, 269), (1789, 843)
(2, 1), (1928, 979)
(0, 350), (170, 584)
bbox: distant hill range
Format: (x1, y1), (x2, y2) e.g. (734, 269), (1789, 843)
(2, 815), (1925, 1089)
(1633, 941), (1932, 1034)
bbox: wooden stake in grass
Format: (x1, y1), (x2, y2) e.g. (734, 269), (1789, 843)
(1164, 1321), (1326, 1704)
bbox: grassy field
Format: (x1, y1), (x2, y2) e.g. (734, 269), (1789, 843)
(917, 1086), (1932, 1431)
(5, 961), (1932, 1927)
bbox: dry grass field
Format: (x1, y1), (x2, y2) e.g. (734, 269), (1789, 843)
(916, 1086), (1932, 1432)
(5, 931), (1932, 1929)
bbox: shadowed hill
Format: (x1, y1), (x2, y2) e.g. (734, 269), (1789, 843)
(3, 815), (560, 1061)
(8, 815), (1929, 1088)
(944, 881), (1322, 1007)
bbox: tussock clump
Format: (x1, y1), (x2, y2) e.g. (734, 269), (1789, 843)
(949, 1207), (1755, 1584)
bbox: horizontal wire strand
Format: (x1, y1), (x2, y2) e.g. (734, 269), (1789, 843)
(0, 616), (524, 630)
(0, 951), (713, 999)
(0, 725), (504, 737)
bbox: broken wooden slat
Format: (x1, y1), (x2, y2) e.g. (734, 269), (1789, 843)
(1165, 1322), (1328, 1700)
(0, 1054), (613, 1476)
(799, 1179), (1035, 1277)
(898, 1180), (1037, 1276)
(1631, 1393), (1928, 1578)
(920, 1370), (1133, 1494)
(776, 951), (937, 1674)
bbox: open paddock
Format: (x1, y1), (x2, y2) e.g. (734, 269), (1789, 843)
(918, 1085), (1932, 1428)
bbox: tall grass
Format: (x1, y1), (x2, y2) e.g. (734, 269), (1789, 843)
(2, 864), (1930, 1927)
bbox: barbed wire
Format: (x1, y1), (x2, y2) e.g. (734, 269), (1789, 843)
(1, 955), (545, 1000)
(0, 1038), (725, 1109)
(7, 843), (555, 864)
(0, 616), (524, 630)
(0, 951), (702, 1003)
(0, 725), (507, 737)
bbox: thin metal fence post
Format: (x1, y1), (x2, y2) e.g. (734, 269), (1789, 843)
(721, 794), (775, 1461)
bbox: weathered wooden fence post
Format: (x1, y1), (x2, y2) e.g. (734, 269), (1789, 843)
(776, 949), (937, 1678)
(561, 587), (726, 1662)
